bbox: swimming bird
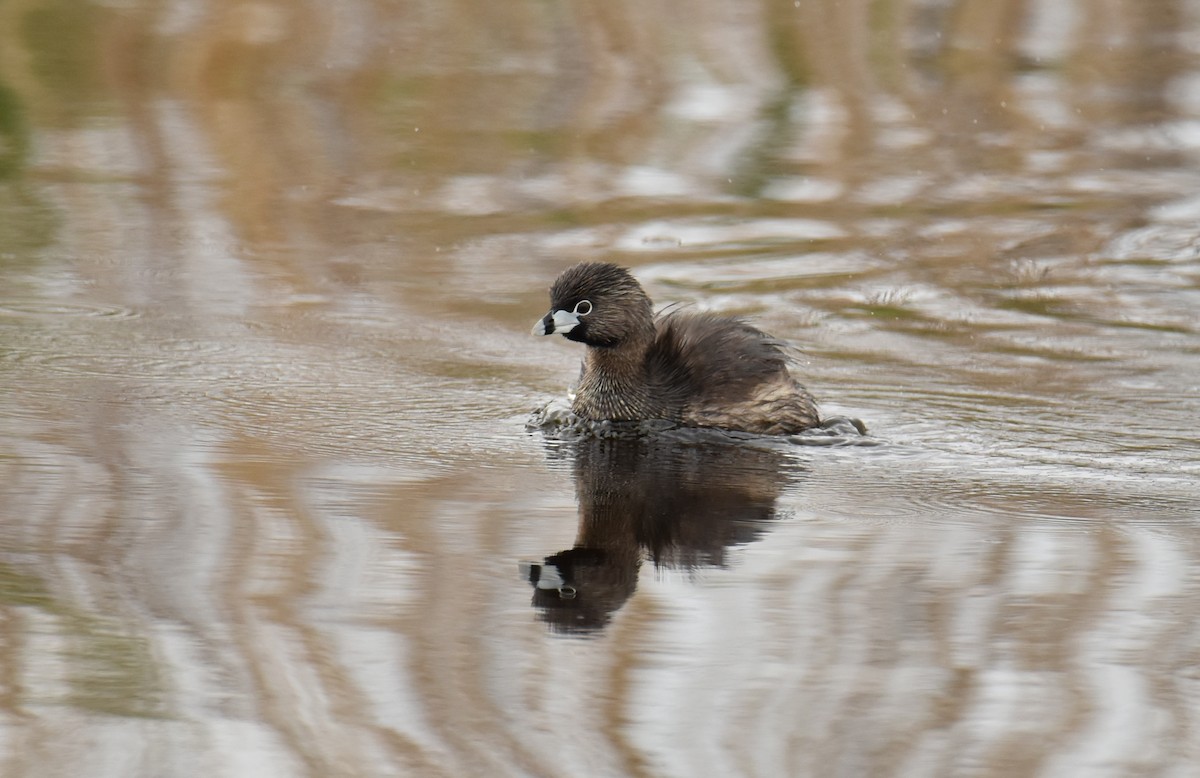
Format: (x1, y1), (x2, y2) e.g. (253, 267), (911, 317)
(532, 262), (819, 435)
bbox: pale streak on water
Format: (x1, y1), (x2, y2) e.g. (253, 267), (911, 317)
(1, 0), (1199, 775)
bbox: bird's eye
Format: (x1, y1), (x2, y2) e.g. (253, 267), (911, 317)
(573, 300), (593, 316)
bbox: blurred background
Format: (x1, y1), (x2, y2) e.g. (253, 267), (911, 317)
(1, 0), (1199, 775)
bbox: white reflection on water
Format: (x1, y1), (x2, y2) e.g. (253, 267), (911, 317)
(614, 218), (847, 251)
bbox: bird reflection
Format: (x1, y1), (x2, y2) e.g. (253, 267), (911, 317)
(522, 435), (801, 634)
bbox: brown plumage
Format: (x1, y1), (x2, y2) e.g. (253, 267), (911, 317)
(532, 262), (819, 435)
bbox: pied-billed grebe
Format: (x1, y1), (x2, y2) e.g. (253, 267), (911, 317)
(532, 262), (819, 435)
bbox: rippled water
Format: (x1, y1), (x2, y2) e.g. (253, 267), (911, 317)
(2, 0), (1200, 775)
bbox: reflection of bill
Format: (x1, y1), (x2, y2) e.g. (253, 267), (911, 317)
(521, 435), (802, 635)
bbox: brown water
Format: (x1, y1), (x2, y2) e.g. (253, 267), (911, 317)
(2, 1), (1199, 775)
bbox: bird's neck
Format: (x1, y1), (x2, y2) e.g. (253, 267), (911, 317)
(574, 331), (656, 421)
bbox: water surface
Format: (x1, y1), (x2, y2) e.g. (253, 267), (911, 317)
(1, 1), (1199, 775)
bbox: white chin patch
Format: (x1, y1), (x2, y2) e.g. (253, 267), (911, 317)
(551, 309), (580, 334)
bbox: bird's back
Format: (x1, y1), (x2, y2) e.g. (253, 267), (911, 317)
(645, 311), (818, 434)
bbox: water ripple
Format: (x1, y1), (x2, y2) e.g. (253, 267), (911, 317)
(527, 397), (874, 447)
(0, 299), (139, 319)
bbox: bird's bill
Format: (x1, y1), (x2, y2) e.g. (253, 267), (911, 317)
(531, 309), (580, 336)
